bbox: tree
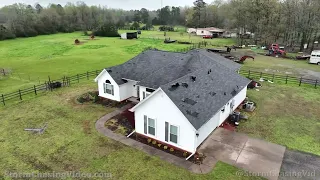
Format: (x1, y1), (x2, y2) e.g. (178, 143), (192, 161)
(133, 10), (141, 23)
(140, 8), (149, 24)
(93, 22), (119, 37)
(192, 0), (206, 28)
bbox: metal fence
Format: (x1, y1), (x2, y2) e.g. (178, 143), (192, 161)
(239, 70), (319, 88)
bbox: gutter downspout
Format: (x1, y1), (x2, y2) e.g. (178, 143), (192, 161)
(186, 152), (196, 161)
(127, 130), (136, 138)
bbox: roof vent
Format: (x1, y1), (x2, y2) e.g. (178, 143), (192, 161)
(209, 92), (216, 96)
(237, 85), (239, 89)
(191, 76), (196, 82)
(196, 95), (200, 98)
(168, 83), (180, 91)
(182, 98), (197, 105)
(224, 92), (226, 96)
(181, 83), (188, 88)
(186, 110), (199, 117)
(107, 69), (112, 73)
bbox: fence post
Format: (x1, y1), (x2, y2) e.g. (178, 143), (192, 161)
(272, 74), (275, 82)
(34, 85), (37, 95)
(2, 68), (5, 76)
(299, 77), (302, 86)
(285, 75), (288, 84)
(86, 71), (89, 80)
(260, 72), (262, 78)
(248, 70), (251, 78)
(77, 74), (79, 83)
(96, 70), (98, 76)
(315, 80), (318, 89)
(18, 89), (22, 100)
(1, 94), (5, 106)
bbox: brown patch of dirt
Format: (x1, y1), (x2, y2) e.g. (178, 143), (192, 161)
(82, 120), (91, 134)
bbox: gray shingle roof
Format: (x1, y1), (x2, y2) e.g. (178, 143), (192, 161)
(105, 49), (250, 130)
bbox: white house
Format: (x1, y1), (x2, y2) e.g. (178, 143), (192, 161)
(95, 49), (250, 157)
(187, 28), (197, 34)
(192, 27), (225, 37)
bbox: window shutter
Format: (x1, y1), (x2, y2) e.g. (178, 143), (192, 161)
(111, 85), (114, 95)
(144, 115), (147, 134)
(143, 92), (146, 99)
(165, 122), (169, 142)
(103, 83), (106, 93)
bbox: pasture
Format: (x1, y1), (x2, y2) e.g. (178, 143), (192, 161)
(0, 31), (234, 94)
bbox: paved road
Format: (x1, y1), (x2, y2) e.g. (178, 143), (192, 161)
(279, 150), (320, 180)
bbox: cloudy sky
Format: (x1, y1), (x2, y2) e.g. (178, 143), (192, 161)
(0, 0), (197, 10)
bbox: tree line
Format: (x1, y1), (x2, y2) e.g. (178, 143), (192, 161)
(0, 0), (319, 51)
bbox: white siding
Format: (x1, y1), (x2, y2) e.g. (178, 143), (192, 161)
(121, 33), (127, 39)
(196, 112), (220, 147)
(134, 90), (197, 153)
(119, 81), (137, 101)
(196, 86), (248, 148)
(196, 30), (212, 36)
(97, 71), (121, 101)
(138, 86), (155, 101)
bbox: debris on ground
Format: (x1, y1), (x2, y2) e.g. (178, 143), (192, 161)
(24, 123), (48, 134)
(248, 79), (262, 89)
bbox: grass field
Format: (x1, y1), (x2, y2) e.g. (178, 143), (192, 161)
(118, 30), (236, 45)
(0, 31), (319, 179)
(0, 31), (234, 94)
(230, 49), (320, 79)
(239, 83), (320, 155)
(0, 82), (264, 180)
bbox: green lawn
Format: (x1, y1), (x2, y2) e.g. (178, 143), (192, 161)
(239, 83), (320, 155)
(0, 32), (191, 94)
(235, 50), (320, 77)
(0, 82), (264, 180)
(118, 30), (236, 46)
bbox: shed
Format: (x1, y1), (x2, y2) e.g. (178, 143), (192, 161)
(121, 32), (138, 39)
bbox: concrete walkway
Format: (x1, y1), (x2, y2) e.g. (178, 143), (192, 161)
(198, 128), (286, 180)
(95, 104), (202, 173)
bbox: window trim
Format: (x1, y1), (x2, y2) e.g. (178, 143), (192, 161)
(146, 116), (156, 137)
(104, 82), (114, 95)
(167, 123), (179, 144)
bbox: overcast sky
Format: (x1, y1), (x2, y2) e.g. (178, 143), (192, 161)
(0, 0), (197, 10)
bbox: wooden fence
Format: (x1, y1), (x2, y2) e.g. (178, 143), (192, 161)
(239, 70), (319, 88)
(1, 70), (102, 106)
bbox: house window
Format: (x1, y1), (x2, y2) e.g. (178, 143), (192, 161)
(143, 91), (151, 99)
(170, 125), (178, 144)
(144, 115), (156, 136)
(104, 80), (114, 95)
(148, 118), (156, 136)
(221, 106), (225, 113)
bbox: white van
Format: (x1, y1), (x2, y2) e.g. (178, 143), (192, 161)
(309, 50), (320, 65)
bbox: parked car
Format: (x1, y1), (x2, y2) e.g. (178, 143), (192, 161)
(203, 35), (213, 39)
(309, 50), (320, 65)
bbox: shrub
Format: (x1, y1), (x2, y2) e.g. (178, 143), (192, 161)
(93, 22), (119, 37)
(163, 146), (168, 150)
(152, 140), (157, 145)
(157, 143), (162, 148)
(75, 39), (80, 44)
(170, 148), (174, 152)
(147, 139), (152, 143)
(183, 152), (188, 157)
(159, 26), (174, 32)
